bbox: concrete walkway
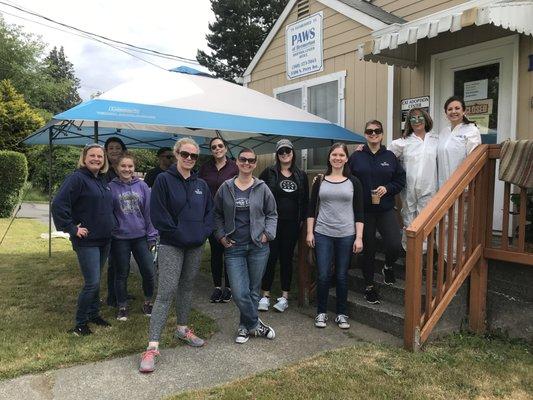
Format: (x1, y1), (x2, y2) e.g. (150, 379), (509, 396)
(1, 203), (400, 400)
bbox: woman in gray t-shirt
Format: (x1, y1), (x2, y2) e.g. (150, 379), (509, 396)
(306, 143), (364, 330)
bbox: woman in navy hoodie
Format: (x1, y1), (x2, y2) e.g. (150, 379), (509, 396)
(348, 120), (405, 304)
(139, 138), (213, 373)
(109, 153), (158, 322)
(52, 143), (114, 336)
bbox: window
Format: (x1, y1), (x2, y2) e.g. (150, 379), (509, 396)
(274, 71), (345, 170)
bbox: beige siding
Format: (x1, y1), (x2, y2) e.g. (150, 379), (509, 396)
(374, 0), (468, 21)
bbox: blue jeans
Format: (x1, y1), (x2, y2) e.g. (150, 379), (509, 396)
(314, 232), (354, 315)
(111, 237), (155, 308)
(73, 243), (110, 325)
(225, 243), (270, 331)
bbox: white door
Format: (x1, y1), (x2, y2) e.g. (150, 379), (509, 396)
(432, 36), (518, 232)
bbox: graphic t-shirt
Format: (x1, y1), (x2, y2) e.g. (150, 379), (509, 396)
(229, 186), (252, 244)
(276, 174), (298, 220)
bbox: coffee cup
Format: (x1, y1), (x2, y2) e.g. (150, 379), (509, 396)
(371, 189), (380, 205)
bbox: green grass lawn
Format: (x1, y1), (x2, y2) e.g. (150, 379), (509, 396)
(21, 183), (49, 203)
(171, 333), (532, 400)
(0, 218), (217, 380)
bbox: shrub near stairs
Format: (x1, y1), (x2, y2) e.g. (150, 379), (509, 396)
(0, 151), (28, 217)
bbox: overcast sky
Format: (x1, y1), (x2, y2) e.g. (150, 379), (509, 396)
(1, 0), (214, 100)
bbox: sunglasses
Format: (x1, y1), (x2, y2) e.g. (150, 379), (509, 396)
(409, 115), (425, 124)
(365, 128), (383, 136)
(238, 156), (257, 164)
(277, 147), (292, 156)
(84, 143), (104, 149)
(210, 143), (225, 150)
(179, 151), (199, 161)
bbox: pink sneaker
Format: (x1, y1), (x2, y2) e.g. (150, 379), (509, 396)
(139, 348), (159, 373)
(175, 328), (205, 347)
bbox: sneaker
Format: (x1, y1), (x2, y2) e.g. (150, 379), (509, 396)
(235, 328), (249, 344)
(116, 307), (128, 321)
(335, 314), (350, 329)
(364, 287), (380, 304)
(210, 287), (223, 303)
(315, 313), (328, 328)
(88, 316), (111, 327)
(175, 328), (205, 347)
(69, 324), (92, 336)
(139, 348), (160, 373)
(382, 266), (396, 286)
(273, 297), (288, 312)
(258, 296), (270, 311)
(220, 287), (232, 303)
(251, 319), (275, 339)
(142, 302), (153, 317)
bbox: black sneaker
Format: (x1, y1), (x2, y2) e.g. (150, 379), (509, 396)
(210, 287), (223, 303)
(251, 319), (275, 339)
(220, 287), (232, 303)
(88, 316), (112, 327)
(69, 324), (92, 336)
(142, 302), (153, 317)
(364, 287), (380, 304)
(116, 307), (128, 321)
(382, 267), (396, 286)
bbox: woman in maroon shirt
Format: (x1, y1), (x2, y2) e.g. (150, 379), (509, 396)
(199, 137), (238, 303)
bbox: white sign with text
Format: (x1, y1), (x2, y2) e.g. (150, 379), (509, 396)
(285, 12), (323, 80)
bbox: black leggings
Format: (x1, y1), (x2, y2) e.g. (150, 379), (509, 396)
(208, 233), (229, 288)
(361, 209), (402, 286)
(262, 219), (300, 293)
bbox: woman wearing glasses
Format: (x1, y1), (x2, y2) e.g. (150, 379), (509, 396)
(388, 108), (438, 250)
(258, 139), (308, 312)
(139, 138), (213, 373)
(214, 148), (278, 344)
(348, 121), (405, 304)
(199, 137), (238, 303)
(52, 143), (114, 336)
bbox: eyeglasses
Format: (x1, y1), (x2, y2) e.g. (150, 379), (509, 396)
(210, 143), (225, 150)
(409, 115), (425, 124)
(179, 151), (199, 161)
(238, 156), (257, 164)
(277, 147), (292, 156)
(364, 128), (383, 136)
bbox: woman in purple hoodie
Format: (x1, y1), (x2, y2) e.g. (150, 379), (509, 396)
(109, 153), (158, 321)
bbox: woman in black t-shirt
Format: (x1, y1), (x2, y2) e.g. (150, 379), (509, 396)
(258, 139), (308, 312)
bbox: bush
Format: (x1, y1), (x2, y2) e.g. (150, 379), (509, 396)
(0, 151), (28, 217)
(129, 149), (156, 173)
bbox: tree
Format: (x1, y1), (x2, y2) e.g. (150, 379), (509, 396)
(197, 0), (288, 82)
(41, 46), (82, 113)
(0, 79), (44, 152)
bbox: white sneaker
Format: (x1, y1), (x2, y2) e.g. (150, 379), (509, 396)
(315, 313), (328, 328)
(273, 297), (288, 312)
(258, 296), (270, 311)
(335, 314), (350, 329)
(235, 328), (249, 344)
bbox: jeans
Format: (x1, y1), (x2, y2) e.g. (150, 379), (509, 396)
(106, 255), (117, 305)
(73, 243), (110, 325)
(225, 243), (270, 331)
(314, 232), (354, 315)
(208, 233), (229, 288)
(111, 237), (155, 308)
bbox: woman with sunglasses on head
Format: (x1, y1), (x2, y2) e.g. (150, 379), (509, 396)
(52, 143), (114, 336)
(109, 152), (157, 321)
(139, 138), (213, 373)
(348, 121), (405, 304)
(388, 108), (438, 251)
(214, 148), (278, 344)
(258, 139), (308, 312)
(307, 143), (364, 329)
(438, 96), (481, 188)
(199, 137), (238, 304)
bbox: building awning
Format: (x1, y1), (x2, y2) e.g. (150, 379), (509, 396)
(356, 0), (533, 68)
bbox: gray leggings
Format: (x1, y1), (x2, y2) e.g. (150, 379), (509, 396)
(148, 244), (203, 342)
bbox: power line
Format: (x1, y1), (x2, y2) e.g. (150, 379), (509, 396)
(0, 0), (200, 64)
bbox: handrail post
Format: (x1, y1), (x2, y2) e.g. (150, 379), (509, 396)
(297, 224), (309, 307)
(404, 231), (423, 351)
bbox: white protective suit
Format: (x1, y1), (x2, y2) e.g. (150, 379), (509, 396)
(437, 122), (482, 188)
(389, 132), (439, 250)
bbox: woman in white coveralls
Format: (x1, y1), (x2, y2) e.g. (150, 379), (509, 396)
(388, 108), (438, 251)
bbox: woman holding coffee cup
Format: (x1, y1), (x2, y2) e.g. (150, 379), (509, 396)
(348, 120), (405, 304)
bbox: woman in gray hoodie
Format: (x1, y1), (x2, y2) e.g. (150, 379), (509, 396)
(214, 148), (278, 344)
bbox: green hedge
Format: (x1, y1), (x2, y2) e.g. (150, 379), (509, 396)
(0, 151), (28, 217)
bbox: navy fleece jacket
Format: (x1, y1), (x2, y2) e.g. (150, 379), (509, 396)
(52, 167), (114, 247)
(150, 165), (214, 248)
(348, 145), (406, 213)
